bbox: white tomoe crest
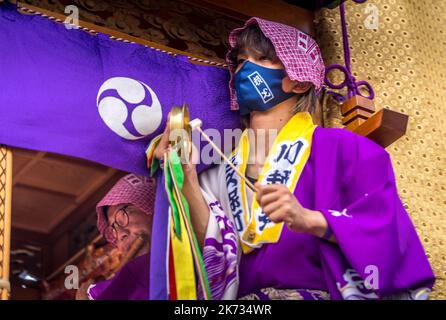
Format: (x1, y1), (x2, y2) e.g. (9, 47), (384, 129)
(96, 77), (162, 140)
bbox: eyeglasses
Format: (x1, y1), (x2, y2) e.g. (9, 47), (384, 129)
(104, 205), (130, 243)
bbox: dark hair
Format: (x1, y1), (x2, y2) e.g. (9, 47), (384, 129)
(228, 24), (318, 128)
(103, 205), (109, 221)
(292, 86), (318, 115)
(228, 24), (278, 69)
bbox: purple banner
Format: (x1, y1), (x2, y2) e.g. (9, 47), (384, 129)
(0, 2), (244, 300)
(0, 2), (239, 175)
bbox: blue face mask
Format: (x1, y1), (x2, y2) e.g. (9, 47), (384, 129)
(234, 61), (295, 116)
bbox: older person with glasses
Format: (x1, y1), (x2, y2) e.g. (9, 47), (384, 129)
(76, 173), (156, 300)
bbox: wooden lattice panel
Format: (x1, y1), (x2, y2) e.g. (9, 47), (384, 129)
(0, 146), (12, 300)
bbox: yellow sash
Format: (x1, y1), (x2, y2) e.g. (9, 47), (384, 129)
(169, 208), (197, 299)
(225, 112), (317, 254)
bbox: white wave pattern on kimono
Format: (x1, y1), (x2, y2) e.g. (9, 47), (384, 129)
(199, 165), (240, 300)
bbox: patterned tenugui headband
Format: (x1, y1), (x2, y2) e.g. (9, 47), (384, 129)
(226, 17), (325, 111)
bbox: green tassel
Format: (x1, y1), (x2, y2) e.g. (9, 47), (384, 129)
(167, 151), (212, 299)
(165, 152), (181, 238)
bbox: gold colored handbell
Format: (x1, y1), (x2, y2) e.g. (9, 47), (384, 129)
(167, 103), (257, 192)
(168, 103), (192, 163)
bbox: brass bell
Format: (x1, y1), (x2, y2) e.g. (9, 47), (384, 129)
(166, 103), (257, 192)
(168, 103), (192, 163)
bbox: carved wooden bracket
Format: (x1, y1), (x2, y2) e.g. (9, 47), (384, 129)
(340, 95), (409, 148)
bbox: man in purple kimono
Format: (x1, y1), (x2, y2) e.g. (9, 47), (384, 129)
(80, 174), (156, 300)
(152, 17), (435, 300)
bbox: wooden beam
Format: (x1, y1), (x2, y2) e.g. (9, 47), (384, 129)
(342, 108), (373, 126)
(46, 167), (118, 232)
(12, 151), (45, 186)
(17, 2), (226, 65)
(341, 95), (375, 116)
(44, 170), (123, 276)
(13, 183), (77, 202)
(11, 227), (48, 245)
(183, 0), (315, 36)
(353, 108), (409, 148)
(47, 170), (124, 243)
(72, 167), (117, 206)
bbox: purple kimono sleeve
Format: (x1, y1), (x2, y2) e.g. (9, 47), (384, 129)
(319, 132), (435, 299)
(87, 253), (150, 300)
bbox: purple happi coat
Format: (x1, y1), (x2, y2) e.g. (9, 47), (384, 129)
(199, 126), (435, 300)
(87, 253), (150, 300)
